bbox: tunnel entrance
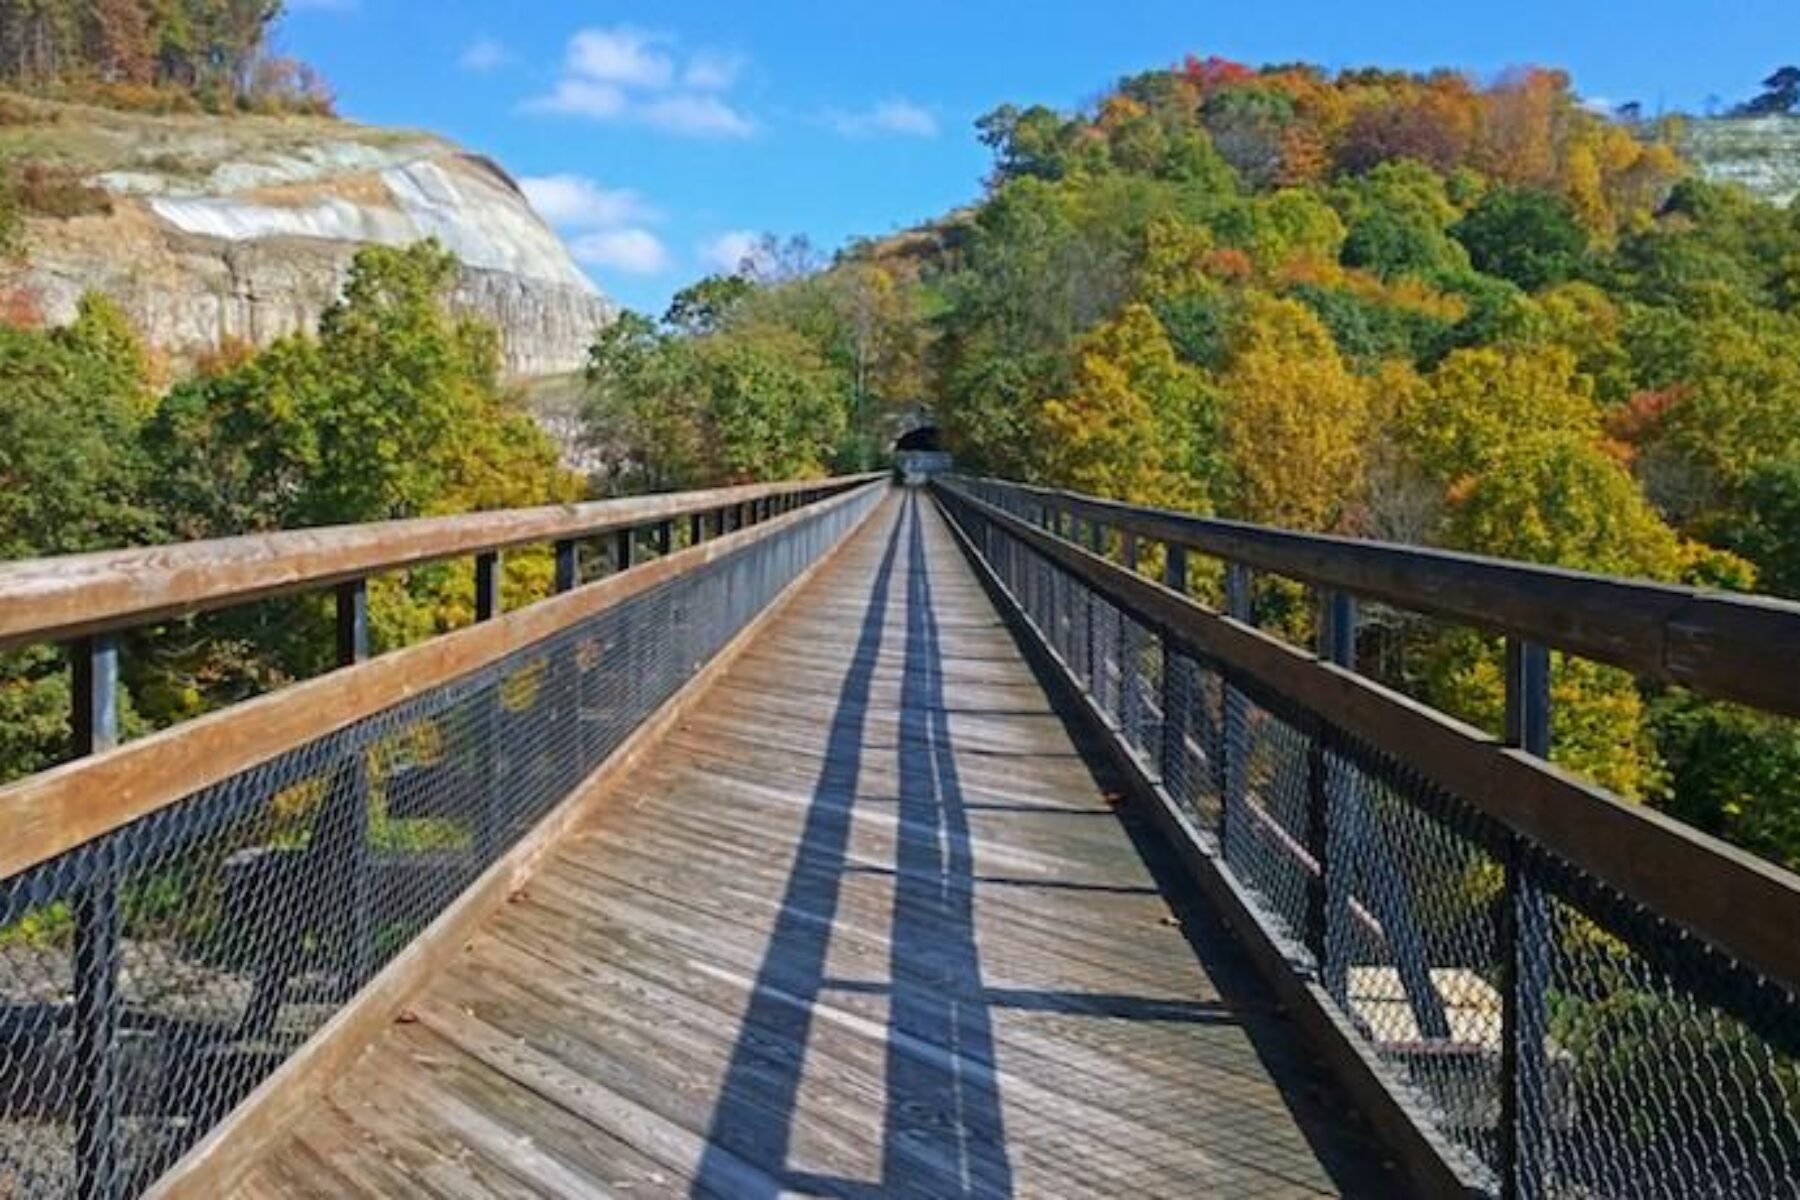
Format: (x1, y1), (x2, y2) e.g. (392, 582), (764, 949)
(893, 423), (952, 483)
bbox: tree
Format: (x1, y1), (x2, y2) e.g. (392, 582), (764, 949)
(143, 240), (575, 684)
(1738, 67), (1800, 117)
(977, 103), (1078, 183)
(1454, 187), (1589, 291)
(1036, 304), (1217, 511)
(663, 274), (754, 335)
(0, 294), (154, 783)
(0, 296), (154, 559)
(695, 327), (847, 481)
(1333, 160), (1470, 281)
(0, 0), (328, 113)
(1216, 294), (1370, 530)
(583, 311), (709, 491)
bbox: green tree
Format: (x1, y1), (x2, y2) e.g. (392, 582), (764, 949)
(1454, 186), (1590, 291)
(0, 293), (153, 783)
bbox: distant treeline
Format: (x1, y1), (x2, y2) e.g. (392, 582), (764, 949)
(0, 0), (329, 114)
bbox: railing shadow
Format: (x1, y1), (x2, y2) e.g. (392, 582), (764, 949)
(693, 490), (1384, 1198)
(880, 489), (1012, 1196)
(689, 491), (905, 1198)
(693, 492), (1017, 1198)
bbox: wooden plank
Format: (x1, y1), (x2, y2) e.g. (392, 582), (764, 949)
(0, 474), (884, 651)
(0, 480), (883, 881)
(937, 485), (1481, 1200)
(142, 480), (885, 1200)
(216, 492), (1391, 1199)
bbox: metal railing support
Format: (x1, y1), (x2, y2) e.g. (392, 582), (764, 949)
(1501, 637), (1552, 1200)
(1310, 590), (1356, 996)
(72, 633), (121, 1200)
(475, 551), (501, 622)
(1159, 544), (1189, 793)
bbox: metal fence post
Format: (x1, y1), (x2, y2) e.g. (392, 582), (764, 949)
(475, 551), (501, 622)
(555, 538), (580, 592)
(615, 527), (634, 574)
(1080, 518), (1094, 694)
(1502, 637), (1552, 1200)
(1220, 564), (1254, 851)
(331, 580), (373, 988)
(1310, 590), (1356, 995)
(1159, 545), (1189, 795)
(656, 520), (674, 558)
(72, 633), (121, 1200)
(1119, 530), (1140, 748)
(475, 552), (502, 856)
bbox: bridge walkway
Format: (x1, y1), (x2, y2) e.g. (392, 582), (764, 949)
(233, 490), (1397, 1198)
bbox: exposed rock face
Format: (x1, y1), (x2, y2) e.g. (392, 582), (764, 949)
(5, 102), (612, 377)
(1683, 115), (1800, 207)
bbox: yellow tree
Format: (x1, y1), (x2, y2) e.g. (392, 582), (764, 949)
(1036, 303), (1214, 512)
(1402, 342), (1750, 798)
(1217, 293), (1370, 530)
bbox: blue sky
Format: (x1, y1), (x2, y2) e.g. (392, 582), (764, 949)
(281, 1), (1800, 314)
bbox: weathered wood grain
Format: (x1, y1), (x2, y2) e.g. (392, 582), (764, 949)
(969, 478), (1800, 718)
(0, 475), (883, 651)
(0, 481), (882, 882)
(224, 491), (1395, 1198)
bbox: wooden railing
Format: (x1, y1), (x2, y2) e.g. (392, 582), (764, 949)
(936, 475), (1800, 1200)
(0, 473), (887, 1199)
(0, 475), (883, 880)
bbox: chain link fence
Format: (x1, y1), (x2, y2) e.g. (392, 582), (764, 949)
(0, 484), (880, 1198)
(939, 480), (1800, 1200)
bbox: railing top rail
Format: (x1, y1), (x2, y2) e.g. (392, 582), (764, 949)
(0, 474), (884, 651)
(938, 475), (1800, 999)
(965, 476), (1800, 719)
(0, 478), (887, 882)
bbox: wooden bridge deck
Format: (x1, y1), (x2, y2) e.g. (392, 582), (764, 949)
(233, 491), (1398, 1198)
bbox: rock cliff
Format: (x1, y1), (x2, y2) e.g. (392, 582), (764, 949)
(1, 99), (612, 377)
(1683, 115), (1800, 208)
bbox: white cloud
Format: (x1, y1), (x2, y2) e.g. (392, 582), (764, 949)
(569, 228), (671, 275)
(567, 27), (674, 89)
(459, 37), (512, 73)
(638, 94), (755, 138)
(699, 230), (768, 275)
(525, 26), (755, 138)
(826, 99), (938, 139)
(523, 79), (627, 119)
(520, 175), (658, 229)
(682, 50), (744, 92)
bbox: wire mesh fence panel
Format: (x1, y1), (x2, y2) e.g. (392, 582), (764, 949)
(936, 482), (1800, 1200)
(1533, 849), (1800, 1199)
(0, 486), (879, 1199)
(1215, 681), (1317, 954)
(1324, 732), (1505, 1182)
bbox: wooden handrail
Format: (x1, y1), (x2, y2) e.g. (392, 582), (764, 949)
(963, 477), (1800, 720)
(938, 477), (1800, 997)
(0, 479), (887, 882)
(0, 474), (885, 651)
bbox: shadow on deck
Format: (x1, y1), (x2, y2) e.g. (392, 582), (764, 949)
(234, 491), (1401, 1198)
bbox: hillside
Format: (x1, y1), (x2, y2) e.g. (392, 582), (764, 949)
(0, 96), (612, 377)
(585, 57), (1800, 872)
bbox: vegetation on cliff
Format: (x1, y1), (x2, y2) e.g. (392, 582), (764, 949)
(0, 0), (330, 115)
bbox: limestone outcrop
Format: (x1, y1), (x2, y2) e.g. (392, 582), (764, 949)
(4, 101), (612, 377)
